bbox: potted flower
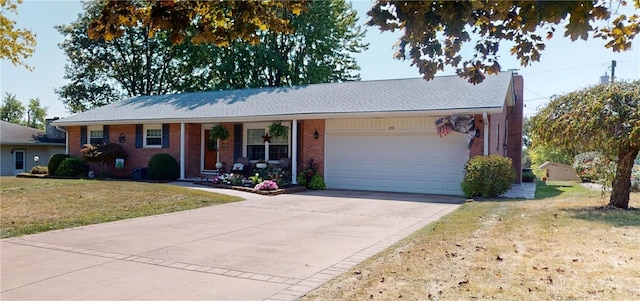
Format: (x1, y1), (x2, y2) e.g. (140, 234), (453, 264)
(268, 121), (289, 139)
(209, 124), (230, 141)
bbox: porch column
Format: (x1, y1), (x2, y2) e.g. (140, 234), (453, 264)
(483, 112), (489, 156)
(291, 119), (298, 184)
(180, 122), (185, 180)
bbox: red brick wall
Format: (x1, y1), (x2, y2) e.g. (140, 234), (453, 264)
(217, 123), (236, 171)
(184, 123), (201, 177)
(469, 115), (486, 158)
(67, 124), (192, 178)
(299, 119), (325, 176)
(508, 74), (524, 183)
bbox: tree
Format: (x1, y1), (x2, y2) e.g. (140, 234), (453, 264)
(87, 0), (307, 46)
(531, 81), (640, 209)
(56, 1), (220, 113)
(0, 92), (24, 123)
(209, 0), (368, 89)
(366, 1), (640, 84)
(0, 0), (36, 70)
(80, 143), (127, 177)
(25, 98), (47, 129)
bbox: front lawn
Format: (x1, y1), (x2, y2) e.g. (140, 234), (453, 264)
(303, 182), (640, 300)
(0, 177), (242, 238)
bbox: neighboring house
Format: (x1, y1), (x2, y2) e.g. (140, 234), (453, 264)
(538, 161), (580, 182)
(53, 71), (523, 196)
(0, 119), (66, 176)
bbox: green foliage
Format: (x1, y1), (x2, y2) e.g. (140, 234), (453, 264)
(367, 1), (639, 83)
(522, 171), (536, 183)
(25, 98), (47, 129)
(47, 154), (70, 176)
(29, 165), (48, 174)
(308, 174), (326, 190)
(461, 155), (515, 198)
(573, 152), (616, 185)
(1, 92), (24, 123)
(249, 174), (263, 185)
(298, 158), (321, 187)
(0, 0), (36, 69)
(147, 153), (180, 181)
(268, 121), (289, 139)
(209, 124), (230, 141)
(55, 157), (89, 177)
(532, 80), (640, 208)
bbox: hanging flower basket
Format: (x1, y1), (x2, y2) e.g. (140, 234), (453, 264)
(210, 124), (230, 141)
(268, 121), (289, 139)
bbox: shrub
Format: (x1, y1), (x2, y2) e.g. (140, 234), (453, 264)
(147, 153), (180, 180)
(48, 154), (70, 175)
(30, 165), (48, 174)
(522, 171), (536, 182)
(55, 157), (89, 177)
(461, 155), (515, 198)
(298, 158), (320, 187)
(308, 174), (326, 190)
(573, 152), (616, 184)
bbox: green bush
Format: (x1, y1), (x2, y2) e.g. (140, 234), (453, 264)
(30, 165), (48, 174)
(461, 155), (515, 198)
(308, 174), (326, 190)
(48, 154), (70, 175)
(55, 157), (89, 177)
(147, 153), (179, 180)
(573, 151), (616, 184)
(522, 171), (536, 182)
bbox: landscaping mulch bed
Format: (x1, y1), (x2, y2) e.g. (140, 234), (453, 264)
(194, 181), (307, 195)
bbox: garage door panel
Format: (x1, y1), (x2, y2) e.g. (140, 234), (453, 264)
(325, 131), (468, 195)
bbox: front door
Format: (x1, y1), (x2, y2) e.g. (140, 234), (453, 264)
(14, 150), (25, 175)
(203, 130), (218, 171)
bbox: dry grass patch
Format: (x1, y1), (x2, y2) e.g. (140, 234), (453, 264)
(1, 177), (241, 238)
(303, 183), (640, 300)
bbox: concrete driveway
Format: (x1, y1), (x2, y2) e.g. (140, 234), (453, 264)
(1, 184), (462, 300)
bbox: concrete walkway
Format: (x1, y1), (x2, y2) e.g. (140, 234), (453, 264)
(501, 182), (537, 199)
(1, 185), (461, 301)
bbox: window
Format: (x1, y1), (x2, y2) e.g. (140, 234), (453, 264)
(88, 126), (103, 145)
(144, 125), (162, 147)
(246, 128), (265, 160)
(269, 135), (289, 161)
(244, 123), (290, 162)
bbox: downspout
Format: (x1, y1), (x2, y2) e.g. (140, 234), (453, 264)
(291, 119), (298, 185)
(55, 125), (69, 154)
(180, 123), (185, 180)
(483, 112), (489, 155)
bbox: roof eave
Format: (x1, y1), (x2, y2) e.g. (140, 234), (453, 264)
(52, 107), (505, 126)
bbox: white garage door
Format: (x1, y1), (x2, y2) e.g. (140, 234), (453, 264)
(325, 130), (469, 196)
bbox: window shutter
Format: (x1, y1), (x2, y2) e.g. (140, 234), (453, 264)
(233, 124), (243, 162)
(135, 124), (143, 148)
(103, 125), (110, 144)
(80, 126), (87, 147)
(162, 124), (170, 148)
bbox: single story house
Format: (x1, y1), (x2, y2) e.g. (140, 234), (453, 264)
(53, 71), (523, 196)
(538, 161), (580, 182)
(0, 119), (66, 176)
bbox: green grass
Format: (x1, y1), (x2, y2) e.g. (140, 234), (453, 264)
(535, 180), (597, 199)
(0, 177), (242, 238)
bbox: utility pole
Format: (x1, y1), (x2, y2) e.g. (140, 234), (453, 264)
(611, 60), (617, 83)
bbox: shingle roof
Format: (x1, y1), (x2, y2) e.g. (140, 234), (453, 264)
(54, 72), (514, 126)
(0, 121), (64, 145)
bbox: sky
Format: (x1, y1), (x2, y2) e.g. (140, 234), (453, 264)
(1, 0), (639, 119)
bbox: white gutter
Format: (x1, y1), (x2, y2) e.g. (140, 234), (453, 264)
(180, 123), (185, 180)
(291, 120), (298, 185)
(51, 108), (505, 127)
(55, 125), (69, 154)
(483, 112), (489, 155)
